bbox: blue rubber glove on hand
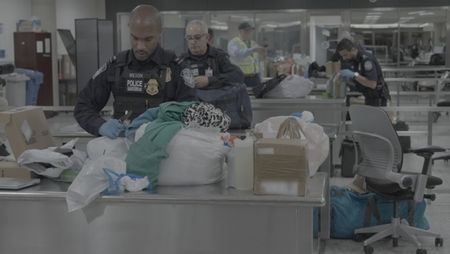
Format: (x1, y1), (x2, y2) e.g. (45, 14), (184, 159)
(99, 119), (125, 139)
(339, 69), (355, 79)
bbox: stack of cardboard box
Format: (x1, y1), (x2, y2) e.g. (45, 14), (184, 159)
(0, 106), (54, 178)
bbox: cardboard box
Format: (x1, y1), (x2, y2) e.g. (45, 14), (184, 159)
(0, 106), (55, 178)
(0, 161), (31, 178)
(254, 138), (308, 196)
(325, 61), (341, 78)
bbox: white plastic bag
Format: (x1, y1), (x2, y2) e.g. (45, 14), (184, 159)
(134, 122), (150, 142)
(158, 128), (231, 185)
(86, 137), (129, 160)
(66, 156), (126, 212)
(17, 138), (86, 178)
(254, 116), (329, 176)
(265, 75), (314, 98)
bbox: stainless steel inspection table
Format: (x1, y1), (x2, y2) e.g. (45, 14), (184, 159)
(0, 173), (326, 254)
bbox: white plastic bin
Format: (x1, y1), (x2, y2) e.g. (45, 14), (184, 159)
(3, 73), (29, 106)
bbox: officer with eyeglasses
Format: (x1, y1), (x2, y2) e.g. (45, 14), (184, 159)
(74, 4), (196, 139)
(177, 20), (244, 90)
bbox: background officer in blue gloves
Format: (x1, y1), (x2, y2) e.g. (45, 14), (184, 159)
(74, 4), (195, 139)
(337, 38), (390, 107)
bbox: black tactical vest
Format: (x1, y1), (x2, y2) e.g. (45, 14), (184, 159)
(180, 55), (217, 79)
(108, 51), (170, 119)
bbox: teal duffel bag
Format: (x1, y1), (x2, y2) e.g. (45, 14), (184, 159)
(330, 186), (429, 239)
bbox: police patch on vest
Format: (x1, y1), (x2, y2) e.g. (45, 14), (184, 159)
(146, 79), (159, 95)
(364, 60), (373, 71)
(126, 79), (144, 92)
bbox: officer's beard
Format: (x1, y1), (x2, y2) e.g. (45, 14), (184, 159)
(133, 50), (151, 61)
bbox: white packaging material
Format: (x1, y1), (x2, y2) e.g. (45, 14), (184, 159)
(86, 137), (129, 160)
(17, 138), (86, 178)
(227, 136), (254, 190)
(66, 156), (126, 212)
(158, 128), (231, 185)
(70, 149), (87, 171)
(120, 176), (149, 192)
(264, 75), (314, 98)
(254, 116), (329, 176)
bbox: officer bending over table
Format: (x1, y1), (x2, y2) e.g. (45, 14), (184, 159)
(337, 38), (390, 107)
(74, 4), (195, 139)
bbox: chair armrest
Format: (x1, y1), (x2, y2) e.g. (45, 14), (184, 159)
(409, 145), (445, 155)
(433, 154), (450, 163)
(437, 101), (450, 107)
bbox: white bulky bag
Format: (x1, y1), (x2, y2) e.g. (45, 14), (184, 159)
(264, 75), (314, 98)
(254, 116), (329, 176)
(66, 156), (126, 212)
(17, 138), (86, 178)
(86, 137), (129, 160)
(157, 128), (231, 185)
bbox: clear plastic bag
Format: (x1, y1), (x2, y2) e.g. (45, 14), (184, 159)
(17, 138), (86, 178)
(66, 156), (126, 212)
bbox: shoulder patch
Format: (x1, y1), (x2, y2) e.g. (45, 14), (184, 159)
(363, 60), (373, 71)
(92, 64), (107, 79)
(92, 56), (116, 79)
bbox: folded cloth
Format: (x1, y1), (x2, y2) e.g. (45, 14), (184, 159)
(125, 106), (160, 137)
(125, 101), (195, 186)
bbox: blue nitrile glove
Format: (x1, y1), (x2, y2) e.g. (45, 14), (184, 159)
(291, 112), (303, 118)
(99, 119), (125, 139)
(339, 69), (355, 80)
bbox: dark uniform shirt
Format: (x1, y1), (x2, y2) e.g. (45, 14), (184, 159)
(178, 46), (244, 89)
(74, 45), (196, 136)
(348, 48), (390, 106)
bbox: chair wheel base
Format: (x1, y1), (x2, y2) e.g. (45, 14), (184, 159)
(363, 245), (374, 254)
(435, 237), (444, 247)
(392, 237), (399, 247)
(353, 233), (372, 242)
(416, 249), (427, 254)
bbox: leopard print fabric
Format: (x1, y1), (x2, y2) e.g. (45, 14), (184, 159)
(181, 102), (231, 131)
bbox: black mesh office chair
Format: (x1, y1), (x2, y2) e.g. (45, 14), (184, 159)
(349, 105), (445, 254)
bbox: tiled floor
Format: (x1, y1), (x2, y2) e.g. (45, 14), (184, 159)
(324, 114), (450, 254)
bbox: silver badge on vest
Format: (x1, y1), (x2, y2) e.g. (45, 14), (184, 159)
(181, 68), (196, 88)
